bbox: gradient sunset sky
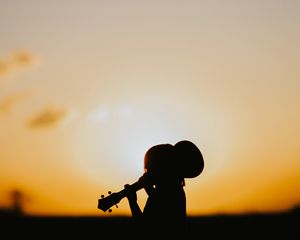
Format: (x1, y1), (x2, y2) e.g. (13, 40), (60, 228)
(0, 0), (299, 216)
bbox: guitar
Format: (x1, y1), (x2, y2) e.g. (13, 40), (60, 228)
(97, 179), (144, 212)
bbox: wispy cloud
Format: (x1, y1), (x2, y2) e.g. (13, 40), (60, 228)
(0, 91), (36, 116)
(87, 105), (110, 123)
(0, 60), (12, 75)
(28, 106), (76, 129)
(87, 104), (135, 124)
(0, 50), (40, 77)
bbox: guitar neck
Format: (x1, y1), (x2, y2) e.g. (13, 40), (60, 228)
(117, 179), (144, 199)
(98, 178), (146, 212)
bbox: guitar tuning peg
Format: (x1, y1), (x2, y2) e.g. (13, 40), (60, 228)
(101, 195), (104, 198)
(108, 209), (112, 213)
(108, 191), (112, 195)
(115, 204), (118, 208)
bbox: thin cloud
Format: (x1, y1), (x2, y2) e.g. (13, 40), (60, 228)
(87, 104), (135, 123)
(0, 50), (40, 77)
(28, 106), (74, 128)
(0, 60), (11, 76)
(87, 105), (110, 123)
(28, 106), (68, 128)
(0, 91), (35, 116)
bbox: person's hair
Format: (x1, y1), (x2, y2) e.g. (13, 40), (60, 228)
(144, 144), (183, 183)
(144, 144), (173, 173)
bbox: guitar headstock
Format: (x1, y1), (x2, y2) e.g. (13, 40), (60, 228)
(98, 191), (122, 212)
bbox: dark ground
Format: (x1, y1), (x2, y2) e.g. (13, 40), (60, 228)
(1, 210), (299, 239)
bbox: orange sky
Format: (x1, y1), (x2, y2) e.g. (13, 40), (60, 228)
(0, 0), (300, 216)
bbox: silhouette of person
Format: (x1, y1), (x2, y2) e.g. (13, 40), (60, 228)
(125, 140), (204, 240)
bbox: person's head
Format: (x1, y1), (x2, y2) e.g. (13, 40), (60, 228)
(144, 144), (182, 185)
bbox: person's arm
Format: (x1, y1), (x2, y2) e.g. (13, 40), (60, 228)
(124, 184), (142, 218)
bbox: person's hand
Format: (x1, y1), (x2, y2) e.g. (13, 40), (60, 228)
(138, 172), (153, 186)
(138, 173), (155, 196)
(124, 184), (137, 203)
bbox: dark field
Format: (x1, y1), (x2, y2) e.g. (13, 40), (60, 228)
(1, 211), (299, 239)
